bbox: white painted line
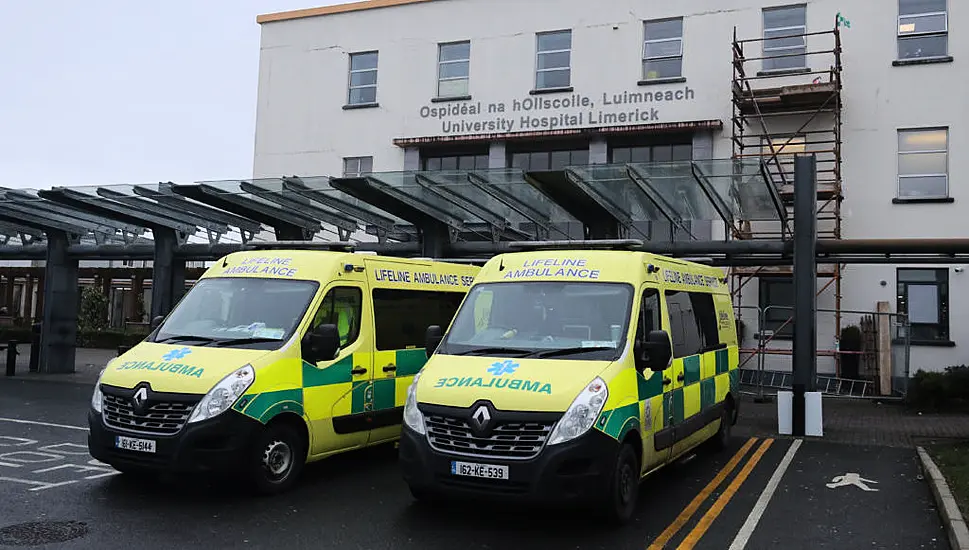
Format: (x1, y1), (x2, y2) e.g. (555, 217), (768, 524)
(727, 438), (803, 550)
(0, 417), (88, 432)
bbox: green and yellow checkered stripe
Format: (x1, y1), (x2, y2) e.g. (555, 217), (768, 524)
(595, 346), (738, 440)
(233, 348), (428, 424)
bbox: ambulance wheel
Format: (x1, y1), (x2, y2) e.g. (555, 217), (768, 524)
(604, 443), (640, 525)
(710, 403), (732, 451)
(249, 422), (305, 495)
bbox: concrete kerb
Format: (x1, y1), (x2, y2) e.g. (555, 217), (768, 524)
(917, 446), (969, 550)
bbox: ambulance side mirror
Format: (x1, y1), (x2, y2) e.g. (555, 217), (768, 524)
(150, 315), (165, 330)
(304, 323), (341, 363)
(425, 325), (444, 358)
(635, 330), (673, 373)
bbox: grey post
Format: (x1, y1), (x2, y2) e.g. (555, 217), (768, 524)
(792, 154), (818, 437)
(39, 230), (80, 374)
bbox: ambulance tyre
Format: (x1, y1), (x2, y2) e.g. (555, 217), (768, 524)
(710, 401), (733, 452)
(604, 442), (640, 525)
(249, 420), (306, 496)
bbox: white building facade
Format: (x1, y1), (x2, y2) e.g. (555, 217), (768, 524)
(253, 0), (965, 378)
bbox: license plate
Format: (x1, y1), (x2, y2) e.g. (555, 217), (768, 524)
(450, 461), (509, 480)
(115, 435), (156, 453)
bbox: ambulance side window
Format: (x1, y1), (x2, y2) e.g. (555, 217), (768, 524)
(637, 288), (661, 341)
(373, 289), (465, 350)
(688, 292), (722, 351)
(309, 287), (363, 348)
(664, 290), (702, 358)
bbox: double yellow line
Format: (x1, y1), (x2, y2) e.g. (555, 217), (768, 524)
(647, 437), (774, 550)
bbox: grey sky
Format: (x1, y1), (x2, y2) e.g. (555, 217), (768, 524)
(0, 0), (333, 190)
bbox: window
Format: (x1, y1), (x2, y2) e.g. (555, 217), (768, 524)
(438, 41), (470, 98)
(898, 0), (948, 60)
(423, 154), (489, 171)
(759, 277), (794, 338)
(897, 128), (948, 199)
(510, 149), (589, 171)
(347, 51), (378, 105)
(898, 268), (949, 343)
(637, 288), (662, 339)
(762, 5), (807, 71)
(309, 287), (363, 348)
(535, 30), (572, 90)
(611, 144), (692, 163)
(373, 289), (465, 350)
(665, 291), (720, 358)
(643, 18), (684, 81)
(343, 156), (373, 177)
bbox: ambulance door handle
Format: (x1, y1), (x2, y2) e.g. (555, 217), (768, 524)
(351, 367), (368, 376)
(663, 378), (672, 385)
(382, 365), (397, 373)
(677, 373), (685, 382)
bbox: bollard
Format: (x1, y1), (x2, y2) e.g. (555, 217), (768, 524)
(29, 323), (41, 373)
(5, 341), (17, 377)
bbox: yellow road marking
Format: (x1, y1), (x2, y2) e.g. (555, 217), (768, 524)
(676, 438), (775, 550)
(647, 437), (758, 550)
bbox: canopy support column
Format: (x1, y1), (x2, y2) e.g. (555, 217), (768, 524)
(39, 230), (79, 374)
(792, 154), (818, 437)
(151, 229), (179, 320)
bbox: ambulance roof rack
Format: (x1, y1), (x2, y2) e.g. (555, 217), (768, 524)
(506, 239), (645, 251)
(244, 240), (357, 252)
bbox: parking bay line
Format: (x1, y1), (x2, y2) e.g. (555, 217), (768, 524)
(727, 438), (803, 550)
(647, 437), (759, 550)
(676, 438), (775, 550)
(0, 417), (88, 431)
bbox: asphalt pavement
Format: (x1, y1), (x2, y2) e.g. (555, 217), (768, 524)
(0, 378), (949, 549)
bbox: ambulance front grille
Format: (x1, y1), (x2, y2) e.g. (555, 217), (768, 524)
(425, 414), (554, 460)
(102, 394), (196, 436)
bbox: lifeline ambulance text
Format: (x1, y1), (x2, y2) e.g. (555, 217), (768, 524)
(502, 258), (600, 280)
(662, 269), (721, 288)
(373, 269), (475, 287)
(222, 257), (298, 278)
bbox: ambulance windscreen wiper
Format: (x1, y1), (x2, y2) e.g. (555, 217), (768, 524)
(451, 346), (532, 357)
(154, 335), (217, 345)
(523, 346), (615, 359)
(212, 337), (285, 347)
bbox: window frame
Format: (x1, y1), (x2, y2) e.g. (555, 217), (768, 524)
(897, 0), (948, 60)
(309, 286), (364, 349)
(664, 290), (703, 359)
(642, 17), (684, 81)
(896, 268), (950, 344)
(437, 40), (471, 99)
(372, 288), (466, 351)
(758, 277), (794, 339)
(343, 156), (374, 178)
(761, 4), (808, 72)
(347, 51), (379, 106)
(534, 29), (572, 90)
(896, 127), (949, 200)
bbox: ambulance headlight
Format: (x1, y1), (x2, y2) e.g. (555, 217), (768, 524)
(547, 377), (609, 446)
(403, 370), (426, 435)
(91, 367), (107, 413)
(188, 364), (255, 424)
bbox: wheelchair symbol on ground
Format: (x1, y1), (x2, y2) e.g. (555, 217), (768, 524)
(826, 472), (879, 492)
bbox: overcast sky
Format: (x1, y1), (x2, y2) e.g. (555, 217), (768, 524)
(0, 0), (333, 190)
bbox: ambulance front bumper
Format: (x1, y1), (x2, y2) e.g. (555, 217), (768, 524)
(399, 423), (620, 504)
(88, 403), (261, 474)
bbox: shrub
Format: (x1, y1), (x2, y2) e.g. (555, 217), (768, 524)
(79, 287), (109, 333)
(906, 365), (969, 413)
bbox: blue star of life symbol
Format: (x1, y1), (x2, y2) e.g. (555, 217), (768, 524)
(163, 347), (192, 361)
(487, 360), (519, 376)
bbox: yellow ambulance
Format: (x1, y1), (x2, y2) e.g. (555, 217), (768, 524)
(87, 247), (479, 494)
(399, 245), (739, 523)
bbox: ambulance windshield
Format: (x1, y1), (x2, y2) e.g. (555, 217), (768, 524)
(151, 277), (319, 350)
(438, 281), (634, 361)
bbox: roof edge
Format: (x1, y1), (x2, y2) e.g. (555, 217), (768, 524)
(257, 0), (437, 24)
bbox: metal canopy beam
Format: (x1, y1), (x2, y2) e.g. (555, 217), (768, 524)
(281, 176), (414, 242)
(525, 170), (621, 240)
(240, 180), (358, 240)
(173, 182), (320, 241)
(39, 187), (198, 240)
(134, 183), (264, 242)
(466, 170), (581, 240)
(97, 187), (231, 238)
(415, 172), (534, 241)
(0, 196), (139, 244)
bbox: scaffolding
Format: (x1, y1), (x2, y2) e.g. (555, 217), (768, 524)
(729, 18), (845, 374)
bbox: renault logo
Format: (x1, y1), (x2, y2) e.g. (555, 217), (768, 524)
(132, 387), (148, 409)
(471, 405), (491, 430)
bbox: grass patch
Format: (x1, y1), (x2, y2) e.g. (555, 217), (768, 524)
(927, 441), (969, 519)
